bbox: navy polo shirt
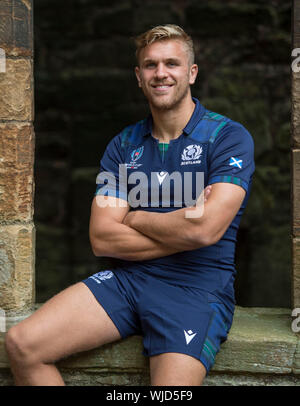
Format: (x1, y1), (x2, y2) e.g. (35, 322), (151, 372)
(95, 98), (255, 313)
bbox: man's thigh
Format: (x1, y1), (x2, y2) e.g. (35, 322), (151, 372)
(150, 352), (207, 386)
(7, 281), (122, 364)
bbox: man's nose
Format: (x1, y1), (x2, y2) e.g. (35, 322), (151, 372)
(155, 63), (168, 79)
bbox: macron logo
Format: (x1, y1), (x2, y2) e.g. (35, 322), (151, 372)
(157, 171), (168, 185)
(184, 329), (197, 345)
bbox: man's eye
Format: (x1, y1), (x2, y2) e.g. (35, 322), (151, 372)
(145, 63), (155, 68)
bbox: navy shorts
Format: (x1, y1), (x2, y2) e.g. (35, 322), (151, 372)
(82, 269), (234, 374)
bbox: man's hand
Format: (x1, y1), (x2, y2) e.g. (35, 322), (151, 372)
(203, 184), (212, 202)
(123, 209), (137, 227)
(123, 184), (212, 228)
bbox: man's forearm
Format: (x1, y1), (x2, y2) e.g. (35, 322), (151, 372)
(123, 208), (205, 251)
(91, 221), (183, 261)
(124, 183), (245, 250)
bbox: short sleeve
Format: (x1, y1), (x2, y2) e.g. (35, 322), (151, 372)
(208, 122), (255, 192)
(95, 134), (128, 201)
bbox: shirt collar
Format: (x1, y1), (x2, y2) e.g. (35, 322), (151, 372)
(142, 97), (206, 137)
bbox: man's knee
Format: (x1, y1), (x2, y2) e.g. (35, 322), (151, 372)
(5, 324), (37, 366)
(150, 353), (207, 386)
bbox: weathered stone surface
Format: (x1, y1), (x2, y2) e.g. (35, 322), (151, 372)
(0, 224), (35, 313)
(57, 335), (149, 371)
(1, 367), (300, 386)
(213, 307), (297, 374)
(292, 2), (300, 309)
(293, 0), (300, 48)
(292, 75), (300, 148)
(293, 150), (300, 236)
(293, 238), (300, 309)
(0, 0), (33, 57)
(203, 372), (300, 386)
(0, 307), (299, 385)
(60, 369), (150, 386)
(0, 123), (34, 222)
(0, 58), (33, 121)
(293, 336), (300, 374)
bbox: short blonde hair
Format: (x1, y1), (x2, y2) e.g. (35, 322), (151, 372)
(134, 24), (195, 65)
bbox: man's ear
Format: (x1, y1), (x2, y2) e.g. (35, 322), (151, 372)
(189, 64), (198, 85)
(135, 66), (142, 88)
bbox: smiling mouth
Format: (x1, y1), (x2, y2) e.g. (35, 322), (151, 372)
(151, 84), (174, 90)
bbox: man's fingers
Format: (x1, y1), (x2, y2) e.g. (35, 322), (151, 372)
(204, 185), (212, 202)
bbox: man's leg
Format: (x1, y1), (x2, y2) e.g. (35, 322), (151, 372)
(150, 353), (207, 386)
(5, 282), (122, 386)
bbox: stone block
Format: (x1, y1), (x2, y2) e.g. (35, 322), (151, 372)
(0, 223), (35, 314)
(293, 238), (300, 309)
(59, 369), (150, 386)
(292, 75), (300, 148)
(58, 335), (149, 371)
(0, 123), (34, 222)
(293, 337), (300, 374)
(293, 150), (300, 236)
(204, 372), (300, 386)
(213, 307), (297, 374)
(291, 0), (299, 148)
(293, 0), (300, 48)
(0, 58), (33, 121)
(0, 0), (33, 57)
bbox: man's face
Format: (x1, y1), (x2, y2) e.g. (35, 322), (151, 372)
(135, 39), (198, 111)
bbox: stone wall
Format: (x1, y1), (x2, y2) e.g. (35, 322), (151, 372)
(0, 0), (35, 316)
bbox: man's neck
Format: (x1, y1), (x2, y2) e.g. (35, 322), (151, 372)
(150, 96), (196, 143)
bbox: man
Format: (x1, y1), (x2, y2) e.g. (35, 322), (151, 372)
(5, 25), (254, 386)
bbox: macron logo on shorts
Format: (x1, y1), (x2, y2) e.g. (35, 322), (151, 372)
(184, 329), (197, 345)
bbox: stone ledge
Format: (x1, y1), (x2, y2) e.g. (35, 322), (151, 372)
(0, 306), (299, 380)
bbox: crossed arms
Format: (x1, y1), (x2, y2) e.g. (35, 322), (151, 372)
(89, 182), (246, 261)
